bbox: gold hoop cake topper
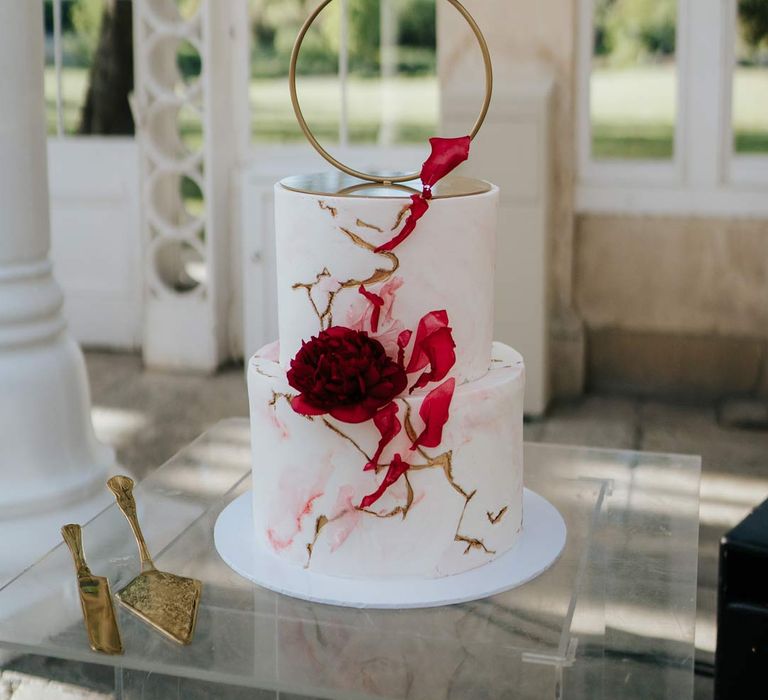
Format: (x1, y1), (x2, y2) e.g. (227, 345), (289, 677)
(289, 0), (494, 184)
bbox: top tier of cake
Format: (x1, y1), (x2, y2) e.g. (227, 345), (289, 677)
(274, 174), (499, 389)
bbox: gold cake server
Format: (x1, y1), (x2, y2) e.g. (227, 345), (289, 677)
(61, 524), (124, 655)
(106, 475), (202, 645)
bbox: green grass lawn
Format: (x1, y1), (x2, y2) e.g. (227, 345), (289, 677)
(44, 67), (438, 144)
(732, 66), (768, 154)
(47, 65), (766, 160)
(249, 74), (438, 143)
(591, 64), (768, 159)
(44, 66), (89, 135)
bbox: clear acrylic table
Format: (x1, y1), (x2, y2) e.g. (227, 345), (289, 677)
(0, 419), (700, 700)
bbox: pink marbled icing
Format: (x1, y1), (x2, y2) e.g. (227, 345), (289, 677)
(261, 340), (280, 362)
(267, 404), (290, 439)
(346, 276), (405, 357)
(310, 274), (342, 321)
(325, 485), (362, 552)
(266, 450), (335, 551)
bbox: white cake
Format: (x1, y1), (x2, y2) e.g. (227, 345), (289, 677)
(247, 173), (526, 579)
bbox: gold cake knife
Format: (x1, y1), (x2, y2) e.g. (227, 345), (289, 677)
(106, 475), (202, 645)
(61, 524), (123, 655)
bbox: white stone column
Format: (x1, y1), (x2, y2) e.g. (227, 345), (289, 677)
(438, 1), (557, 416)
(0, 3), (112, 525)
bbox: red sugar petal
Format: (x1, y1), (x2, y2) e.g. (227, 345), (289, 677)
(374, 195), (429, 254)
(290, 394), (329, 416)
(359, 453), (410, 509)
(411, 378), (456, 450)
(372, 137), (470, 253)
(420, 136), (471, 190)
(329, 400), (380, 424)
(404, 310), (456, 391)
(409, 326), (456, 392)
(397, 329), (412, 367)
(365, 401), (401, 471)
(358, 285), (384, 333)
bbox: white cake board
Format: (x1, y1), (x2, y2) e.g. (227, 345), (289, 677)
(214, 488), (566, 609)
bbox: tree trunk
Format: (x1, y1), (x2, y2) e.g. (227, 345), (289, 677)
(79, 0), (134, 135)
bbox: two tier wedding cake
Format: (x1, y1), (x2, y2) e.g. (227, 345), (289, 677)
(246, 0), (525, 582)
(247, 153), (525, 579)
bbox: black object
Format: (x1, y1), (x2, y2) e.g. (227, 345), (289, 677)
(715, 497), (768, 699)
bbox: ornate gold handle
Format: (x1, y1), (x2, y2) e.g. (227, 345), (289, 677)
(61, 523), (91, 579)
(107, 476), (155, 573)
(289, 0), (493, 184)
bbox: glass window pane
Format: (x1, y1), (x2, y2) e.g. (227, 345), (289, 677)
(44, 0), (134, 137)
(249, 0), (438, 146)
(733, 0), (768, 155)
(590, 0), (678, 160)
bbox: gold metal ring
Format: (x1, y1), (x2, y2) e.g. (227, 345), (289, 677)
(289, 0), (493, 184)
(337, 182), (421, 196)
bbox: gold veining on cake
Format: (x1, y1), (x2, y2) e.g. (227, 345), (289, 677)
(403, 405), (471, 498)
(455, 535), (495, 555)
(321, 418), (371, 462)
(452, 488), (495, 555)
(356, 218), (383, 232)
(292, 208), (402, 332)
(401, 404), (495, 556)
(318, 200), (337, 217)
(293, 267), (339, 329)
(303, 471), (417, 566)
(305, 514), (329, 565)
(402, 472), (416, 516)
(392, 204), (410, 230)
(337, 227), (399, 287)
(358, 472), (414, 520)
(268, 390), (315, 423)
(487, 506), (508, 524)
(268, 390), (294, 408)
(254, 362), (280, 379)
(491, 358), (514, 368)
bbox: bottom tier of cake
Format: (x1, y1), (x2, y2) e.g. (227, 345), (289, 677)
(247, 341), (525, 579)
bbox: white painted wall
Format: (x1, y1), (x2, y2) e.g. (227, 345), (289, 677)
(441, 81), (554, 416)
(48, 138), (142, 349)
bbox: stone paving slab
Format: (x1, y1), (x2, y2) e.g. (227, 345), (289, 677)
(9, 352), (767, 699)
(0, 671), (110, 700)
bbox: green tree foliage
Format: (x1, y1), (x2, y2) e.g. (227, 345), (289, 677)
(348, 0), (381, 72)
(250, 0), (336, 75)
(739, 0), (768, 49)
(78, 0), (134, 135)
(71, 0), (104, 65)
(398, 0), (436, 47)
(250, 0), (436, 77)
(595, 0), (676, 66)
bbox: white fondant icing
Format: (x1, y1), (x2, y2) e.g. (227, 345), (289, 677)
(274, 182), (499, 387)
(248, 342), (525, 579)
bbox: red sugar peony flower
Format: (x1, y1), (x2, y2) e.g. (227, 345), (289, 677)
(287, 326), (408, 424)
